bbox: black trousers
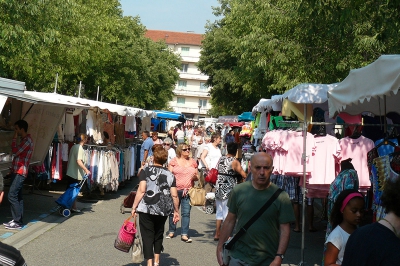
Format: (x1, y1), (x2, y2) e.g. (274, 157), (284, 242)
(139, 212), (168, 259)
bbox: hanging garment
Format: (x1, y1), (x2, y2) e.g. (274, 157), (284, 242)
(339, 135), (375, 190)
(307, 135), (341, 198)
(64, 112), (75, 142)
(114, 122), (126, 145)
(125, 116), (136, 132)
(51, 143), (63, 180)
(325, 169), (359, 239)
(371, 155), (399, 220)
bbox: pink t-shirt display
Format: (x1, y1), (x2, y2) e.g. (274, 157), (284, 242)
(310, 135), (341, 185)
(262, 130), (287, 174)
(339, 136), (375, 189)
(281, 131), (315, 175)
(306, 135), (341, 198)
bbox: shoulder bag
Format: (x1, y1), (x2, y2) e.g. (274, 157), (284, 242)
(222, 188), (283, 265)
(205, 158), (223, 184)
(188, 184), (206, 206)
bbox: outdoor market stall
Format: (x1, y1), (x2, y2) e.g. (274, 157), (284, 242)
(328, 54), (400, 222)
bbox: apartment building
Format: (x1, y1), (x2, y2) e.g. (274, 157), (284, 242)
(145, 30), (211, 122)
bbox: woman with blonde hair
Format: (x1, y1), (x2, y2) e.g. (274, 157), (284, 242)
(166, 143), (198, 243)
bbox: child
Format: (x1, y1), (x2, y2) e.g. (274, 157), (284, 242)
(324, 189), (365, 266)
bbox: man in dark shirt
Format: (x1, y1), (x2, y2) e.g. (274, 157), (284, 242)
(0, 242), (27, 266)
(342, 178), (400, 266)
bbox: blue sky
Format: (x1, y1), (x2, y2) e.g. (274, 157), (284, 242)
(119, 0), (220, 33)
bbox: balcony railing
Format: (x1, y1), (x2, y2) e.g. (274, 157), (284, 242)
(171, 106), (210, 115)
(173, 89), (210, 97)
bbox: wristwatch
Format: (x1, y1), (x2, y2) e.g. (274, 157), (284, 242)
(275, 254), (284, 260)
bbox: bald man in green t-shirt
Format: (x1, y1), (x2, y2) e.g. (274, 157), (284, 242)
(217, 152), (295, 266)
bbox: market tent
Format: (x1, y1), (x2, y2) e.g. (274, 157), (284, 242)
(328, 54), (400, 117)
(217, 115), (238, 123)
(238, 112), (255, 122)
(25, 91), (143, 116)
(0, 79), (88, 109)
(252, 99), (272, 115)
(229, 122), (245, 127)
(153, 110), (186, 122)
(277, 83), (338, 104)
(259, 83), (338, 265)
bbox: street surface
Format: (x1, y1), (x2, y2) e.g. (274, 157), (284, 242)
(1, 179), (327, 266)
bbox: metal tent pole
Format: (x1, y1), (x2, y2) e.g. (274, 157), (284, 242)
(298, 104), (308, 266)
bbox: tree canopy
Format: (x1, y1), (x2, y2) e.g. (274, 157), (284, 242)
(0, 0), (180, 109)
(198, 0), (400, 115)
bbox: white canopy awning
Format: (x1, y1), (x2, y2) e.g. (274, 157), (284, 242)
(252, 98), (272, 115)
(25, 91), (144, 116)
(277, 83), (338, 104)
(328, 55), (400, 117)
(0, 87), (87, 108)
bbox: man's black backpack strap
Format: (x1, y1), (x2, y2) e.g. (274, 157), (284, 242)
(225, 188), (283, 250)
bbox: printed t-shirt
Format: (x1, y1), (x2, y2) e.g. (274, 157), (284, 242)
(169, 157), (197, 190)
(136, 166), (176, 216)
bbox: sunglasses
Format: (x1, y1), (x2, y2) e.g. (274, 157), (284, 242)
(182, 148), (191, 151)
(164, 143), (171, 146)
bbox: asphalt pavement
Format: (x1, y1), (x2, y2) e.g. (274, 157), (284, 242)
(1, 177), (328, 266)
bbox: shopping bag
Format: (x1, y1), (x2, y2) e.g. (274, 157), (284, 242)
(55, 183), (81, 209)
(205, 168), (218, 184)
(131, 214), (144, 263)
(114, 215), (137, 253)
(188, 185), (206, 206)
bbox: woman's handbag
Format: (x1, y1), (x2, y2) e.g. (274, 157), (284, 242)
(188, 185), (206, 206)
(114, 214), (137, 253)
(131, 214), (144, 263)
(205, 168), (218, 184)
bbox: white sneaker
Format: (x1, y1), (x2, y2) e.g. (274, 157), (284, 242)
(3, 220), (14, 226)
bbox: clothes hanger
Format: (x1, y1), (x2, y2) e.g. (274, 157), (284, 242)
(375, 132), (398, 149)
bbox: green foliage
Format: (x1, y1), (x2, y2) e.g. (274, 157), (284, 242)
(199, 0), (400, 115)
(0, 0), (180, 109)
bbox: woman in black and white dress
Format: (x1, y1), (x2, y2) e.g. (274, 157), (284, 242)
(213, 142), (247, 240)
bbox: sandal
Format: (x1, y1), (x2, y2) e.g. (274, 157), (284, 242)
(181, 236), (192, 243)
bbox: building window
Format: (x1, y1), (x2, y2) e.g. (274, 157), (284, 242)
(181, 47), (190, 55)
(200, 82), (208, 90)
(178, 80), (187, 89)
(199, 99), (207, 107)
(177, 97), (185, 104)
(181, 63), (189, 73)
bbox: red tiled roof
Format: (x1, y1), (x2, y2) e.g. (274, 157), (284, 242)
(145, 30), (203, 46)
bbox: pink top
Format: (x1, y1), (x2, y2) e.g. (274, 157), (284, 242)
(310, 135), (341, 185)
(281, 131), (315, 175)
(169, 157), (198, 191)
(339, 136), (375, 188)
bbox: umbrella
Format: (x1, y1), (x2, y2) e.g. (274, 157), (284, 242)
(328, 54), (400, 117)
